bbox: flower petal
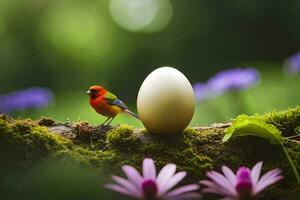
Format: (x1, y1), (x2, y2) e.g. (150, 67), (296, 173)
(111, 175), (143, 198)
(256, 175), (283, 194)
(221, 166), (237, 186)
(122, 165), (143, 187)
(164, 184), (200, 198)
(200, 180), (235, 197)
(158, 171), (186, 196)
(251, 161), (263, 187)
(206, 171), (236, 195)
(157, 163), (177, 188)
(254, 169), (282, 194)
(143, 158), (157, 180)
(104, 183), (139, 198)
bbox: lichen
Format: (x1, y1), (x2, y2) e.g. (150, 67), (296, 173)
(0, 107), (300, 200)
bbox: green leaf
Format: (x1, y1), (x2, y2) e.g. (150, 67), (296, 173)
(223, 114), (282, 144)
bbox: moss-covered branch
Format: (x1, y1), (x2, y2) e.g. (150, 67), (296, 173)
(0, 106), (300, 200)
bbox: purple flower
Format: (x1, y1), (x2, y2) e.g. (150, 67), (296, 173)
(206, 68), (260, 94)
(200, 162), (283, 200)
(105, 158), (201, 200)
(0, 87), (54, 113)
(284, 52), (300, 75)
(193, 68), (260, 102)
(193, 83), (207, 102)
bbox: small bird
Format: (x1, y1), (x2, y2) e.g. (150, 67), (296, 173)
(87, 85), (139, 126)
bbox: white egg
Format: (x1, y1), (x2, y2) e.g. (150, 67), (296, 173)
(137, 67), (195, 134)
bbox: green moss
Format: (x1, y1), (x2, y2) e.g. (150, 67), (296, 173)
(0, 107), (300, 199)
(259, 106), (300, 136)
(0, 118), (68, 166)
(102, 126), (214, 180)
(106, 125), (140, 150)
(0, 117), (101, 167)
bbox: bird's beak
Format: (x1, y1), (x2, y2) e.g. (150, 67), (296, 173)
(86, 90), (91, 94)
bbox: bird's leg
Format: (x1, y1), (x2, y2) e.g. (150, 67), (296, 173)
(106, 117), (115, 126)
(100, 117), (111, 126)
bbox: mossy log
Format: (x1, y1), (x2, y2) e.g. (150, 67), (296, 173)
(0, 107), (300, 200)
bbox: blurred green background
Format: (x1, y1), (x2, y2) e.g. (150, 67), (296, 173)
(0, 0), (300, 127)
(0, 1), (300, 199)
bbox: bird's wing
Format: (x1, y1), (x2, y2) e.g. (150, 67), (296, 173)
(104, 92), (128, 110)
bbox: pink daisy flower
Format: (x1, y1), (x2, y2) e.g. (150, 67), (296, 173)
(200, 161), (283, 200)
(105, 158), (201, 200)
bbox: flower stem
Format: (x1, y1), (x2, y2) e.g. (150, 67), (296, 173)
(280, 142), (300, 183)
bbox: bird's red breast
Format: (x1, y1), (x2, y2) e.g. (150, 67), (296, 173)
(88, 86), (123, 117)
(90, 96), (123, 117)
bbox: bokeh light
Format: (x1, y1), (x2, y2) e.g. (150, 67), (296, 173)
(109, 0), (173, 33)
(40, 1), (113, 63)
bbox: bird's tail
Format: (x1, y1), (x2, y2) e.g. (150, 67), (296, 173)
(124, 109), (140, 120)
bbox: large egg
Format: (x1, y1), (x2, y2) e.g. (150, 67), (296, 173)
(137, 67), (195, 134)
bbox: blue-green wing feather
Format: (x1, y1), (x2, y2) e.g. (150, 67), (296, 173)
(109, 99), (128, 110)
(104, 92), (128, 110)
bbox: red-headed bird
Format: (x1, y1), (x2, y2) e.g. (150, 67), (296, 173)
(87, 85), (139, 126)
